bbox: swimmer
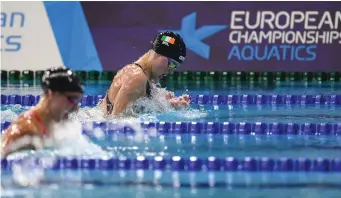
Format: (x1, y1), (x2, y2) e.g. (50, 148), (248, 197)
(102, 31), (190, 116)
(1, 66), (84, 158)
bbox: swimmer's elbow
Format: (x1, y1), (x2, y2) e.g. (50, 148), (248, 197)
(1, 144), (36, 158)
(1, 134), (41, 157)
(112, 102), (128, 116)
(113, 88), (142, 116)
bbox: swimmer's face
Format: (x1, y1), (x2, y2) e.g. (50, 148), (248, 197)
(48, 91), (83, 121)
(153, 56), (180, 80)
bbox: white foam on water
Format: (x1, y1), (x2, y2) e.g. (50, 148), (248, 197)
(47, 120), (109, 157)
(1, 86), (208, 162)
(2, 86), (208, 158)
(0, 120), (109, 159)
(65, 86), (208, 143)
(12, 158), (44, 187)
(1, 86), (209, 191)
(68, 106), (108, 122)
(3, 119), (111, 188)
(68, 85), (207, 123)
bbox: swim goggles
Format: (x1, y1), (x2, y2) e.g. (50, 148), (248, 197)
(168, 58), (180, 70)
(64, 95), (82, 104)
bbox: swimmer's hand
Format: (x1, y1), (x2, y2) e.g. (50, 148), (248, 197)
(181, 94), (190, 103)
(166, 92), (175, 100)
(168, 94), (190, 109)
(166, 92), (190, 101)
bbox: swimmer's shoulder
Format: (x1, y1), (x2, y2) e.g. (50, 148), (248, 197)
(3, 111), (41, 138)
(120, 64), (148, 84)
(112, 64), (147, 81)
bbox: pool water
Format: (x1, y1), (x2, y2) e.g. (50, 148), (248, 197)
(1, 81), (341, 198)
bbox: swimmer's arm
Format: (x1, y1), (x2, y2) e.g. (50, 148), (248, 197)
(2, 143), (36, 158)
(1, 125), (41, 158)
(112, 74), (147, 116)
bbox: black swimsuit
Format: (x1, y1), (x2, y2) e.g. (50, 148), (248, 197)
(106, 63), (152, 114)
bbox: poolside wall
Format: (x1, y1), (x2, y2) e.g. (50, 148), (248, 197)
(1, 1), (341, 72)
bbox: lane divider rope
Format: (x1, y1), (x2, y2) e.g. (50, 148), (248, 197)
(1, 94), (341, 106)
(2, 156), (340, 172)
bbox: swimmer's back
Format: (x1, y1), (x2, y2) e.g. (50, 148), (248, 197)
(104, 64), (149, 115)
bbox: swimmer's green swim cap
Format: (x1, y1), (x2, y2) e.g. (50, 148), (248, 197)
(151, 31), (186, 64)
(41, 66), (84, 93)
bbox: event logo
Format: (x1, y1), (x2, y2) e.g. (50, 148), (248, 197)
(158, 12), (227, 59)
(160, 11), (341, 62)
(0, 12), (24, 52)
(1, 2), (63, 71)
(228, 11), (341, 61)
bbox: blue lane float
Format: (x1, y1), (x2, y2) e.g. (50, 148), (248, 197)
(1, 121), (340, 135)
(1, 156), (341, 172)
(72, 121), (341, 135)
(194, 94), (341, 105)
(1, 94), (341, 106)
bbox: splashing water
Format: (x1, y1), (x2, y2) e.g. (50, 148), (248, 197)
(2, 117), (155, 188)
(1, 84), (207, 123)
(0, 86), (208, 191)
(1, 84), (206, 191)
(0, 86), (207, 161)
(1, 85), (207, 158)
(47, 120), (109, 157)
(69, 85), (208, 122)
(0, 89), (207, 161)
(11, 157), (45, 187)
(2, 120), (111, 189)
